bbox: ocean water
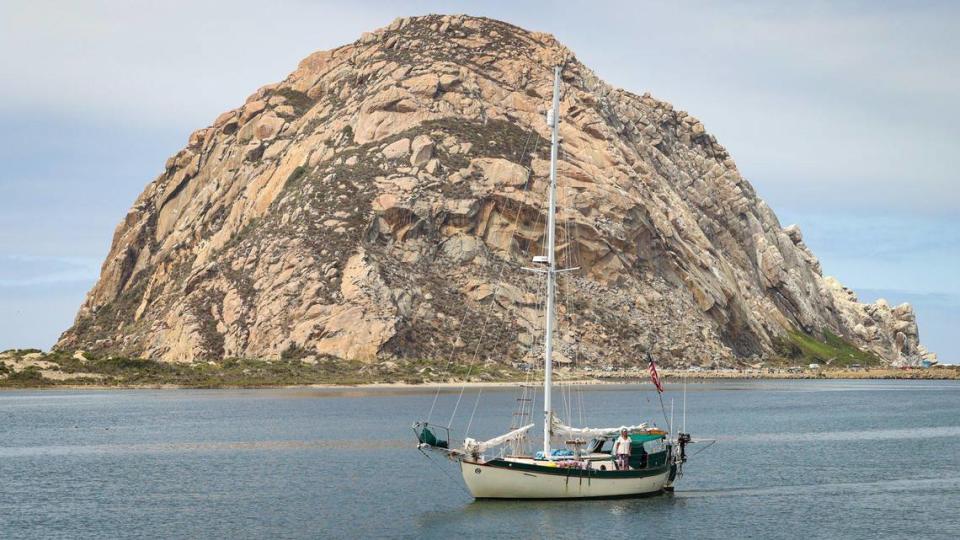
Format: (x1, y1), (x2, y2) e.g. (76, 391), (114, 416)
(2, 380), (959, 539)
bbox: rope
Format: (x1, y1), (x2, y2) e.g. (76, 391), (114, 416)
(426, 128), (540, 424)
(564, 180), (587, 428)
(427, 302), (474, 424)
(465, 388), (483, 436)
(428, 68), (570, 447)
(425, 384), (443, 425)
(447, 129), (547, 431)
(447, 364), (475, 427)
(656, 388), (671, 433)
(417, 447), (472, 497)
(484, 135), (545, 358)
(687, 439), (717, 459)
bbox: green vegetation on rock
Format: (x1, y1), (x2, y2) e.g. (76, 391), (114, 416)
(773, 330), (884, 367)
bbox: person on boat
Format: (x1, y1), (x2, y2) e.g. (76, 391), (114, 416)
(613, 428), (631, 470)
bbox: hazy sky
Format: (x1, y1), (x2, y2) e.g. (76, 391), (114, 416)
(1, 1), (956, 361)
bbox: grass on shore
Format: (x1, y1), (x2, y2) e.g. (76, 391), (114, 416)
(1, 340), (951, 389)
(0, 349), (526, 388)
(772, 330), (884, 367)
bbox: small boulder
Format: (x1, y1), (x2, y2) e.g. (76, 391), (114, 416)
(250, 113), (285, 141)
(240, 100), (267, 122)
(439, 74), (461, 91)
(410, 135), (434, 166)
(473, 157), (529, 187)
(783, 224), (803, 245)
(382, 138), (411, 160)
(402, 73), (440, 97)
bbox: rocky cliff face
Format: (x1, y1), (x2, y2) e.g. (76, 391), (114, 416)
(56, 15), (934, 367)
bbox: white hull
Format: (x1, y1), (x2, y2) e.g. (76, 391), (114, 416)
(460, 460), (671, 499)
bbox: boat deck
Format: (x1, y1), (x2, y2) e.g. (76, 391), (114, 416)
(499, 453), (632, 472)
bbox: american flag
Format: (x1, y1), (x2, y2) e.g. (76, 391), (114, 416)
(647, 352), (664, 394)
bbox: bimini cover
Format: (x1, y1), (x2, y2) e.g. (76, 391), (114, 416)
(463, 423), (534, 455)
(550, 416), (651, 439)
(629, 433), (666, 443)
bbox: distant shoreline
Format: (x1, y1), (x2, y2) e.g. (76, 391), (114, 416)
(2, 349), (955, 390)
(2, 367), (957, 391)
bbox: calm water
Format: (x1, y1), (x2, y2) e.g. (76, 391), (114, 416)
(2, 380), (959, 539)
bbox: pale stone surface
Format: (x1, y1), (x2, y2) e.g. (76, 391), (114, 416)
(410, 135), (433, 166)
(382, 138), (411, 159)
(471, 157), (530, 187)
(55, 15), (932, 367)
(401, 73), (440, 96)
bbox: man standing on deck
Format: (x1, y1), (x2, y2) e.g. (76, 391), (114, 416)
(613, 428), (631, 470)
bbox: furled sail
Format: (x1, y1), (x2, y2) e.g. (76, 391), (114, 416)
(463, 423), (535, 455)
(550, 416), (651, 439)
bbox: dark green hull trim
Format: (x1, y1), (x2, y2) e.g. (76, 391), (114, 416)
(482, 458), (672, 480)
(474, 488), (669, 501)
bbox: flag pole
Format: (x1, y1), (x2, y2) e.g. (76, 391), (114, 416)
(682, 374), (687, 434)
(670, 398), (674, 436)
(647, 352), (670, 432)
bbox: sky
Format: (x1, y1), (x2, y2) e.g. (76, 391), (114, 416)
(0, 1), (956, 362)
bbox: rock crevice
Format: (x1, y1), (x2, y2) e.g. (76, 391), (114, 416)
(56, 15), (933, 367)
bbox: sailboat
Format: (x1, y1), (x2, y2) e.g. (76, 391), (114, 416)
(414, 65), (698, 499)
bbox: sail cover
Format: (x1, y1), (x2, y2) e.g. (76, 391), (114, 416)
(550, 416), (650, 439)
(463, 423), (535, 454)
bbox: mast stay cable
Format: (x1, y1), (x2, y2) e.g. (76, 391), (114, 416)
(425, 126), (539, 426)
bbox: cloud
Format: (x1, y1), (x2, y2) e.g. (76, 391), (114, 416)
(1, 1), (955, 213)
(556, 2), (960, 214)
(0, 0), (391, 127)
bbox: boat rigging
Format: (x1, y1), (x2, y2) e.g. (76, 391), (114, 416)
(413, 65), (706, 499)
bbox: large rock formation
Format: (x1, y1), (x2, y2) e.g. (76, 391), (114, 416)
(57, 15), (934, 367)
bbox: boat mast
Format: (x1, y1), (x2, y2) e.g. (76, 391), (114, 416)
(543, 65), (561, 457)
